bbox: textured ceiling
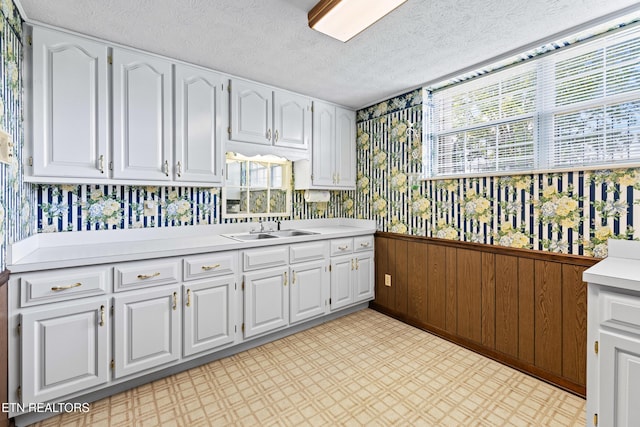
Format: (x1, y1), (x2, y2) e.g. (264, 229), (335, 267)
(16, 0), (640, 109)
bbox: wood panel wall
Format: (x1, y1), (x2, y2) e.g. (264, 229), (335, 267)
(0, 270), (9, 427)
(371, 233), (597, 397)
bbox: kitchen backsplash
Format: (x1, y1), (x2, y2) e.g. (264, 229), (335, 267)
(0, 0), (35, 271)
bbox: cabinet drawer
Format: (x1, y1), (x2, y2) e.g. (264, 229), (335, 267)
(19, 266), (110, 307)
(243, 246), (289, 271)
(330, 238), (353, 256)
(354, 235), (374, 252)
(290, 241), (328, 264)
(114, 259), (179, 292)
(600, 291), (640, 332)
(183, 252), (237, 281)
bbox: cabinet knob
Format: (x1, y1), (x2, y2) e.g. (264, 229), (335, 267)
(164, 160), (169, 177)
(173, 292), (178, 310)
(186, 289), (191, 307)
(283, 271), (288, 286)
(275, 129), (279, 142)
(99, 305), (105, 327)
(267, 128), (272, 141)
(177, 161), (182, 178)
(98, 155), (105, 174)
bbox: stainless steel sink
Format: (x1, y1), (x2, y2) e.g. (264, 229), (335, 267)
(226, 233), (279, 241)
(224, 229), (318, 241)
(269, 230), (318, 237)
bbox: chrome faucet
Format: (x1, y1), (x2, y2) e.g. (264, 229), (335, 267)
(250, 221), (265, 233)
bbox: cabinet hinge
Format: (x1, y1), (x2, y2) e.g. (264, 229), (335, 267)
(329, 298), (332, 305)
(28, 156), (33, 167)
(234, 325), (237, 333)
(329, 264), (332, 272)
(241, 323), (245, 333)
(311, 174), (314, 181)
(228, 126), (231, 135)
(594, 340), (599, 355)
(242, 280), (245, 291)
(110, 359), (115, 370)
(111, 305), (114, 315)
(27, 35), (32, 46)
(17, 386), (21, 400)
(227, 83), (231, 93)
(311, 105), (314, 113)
(593, 413), (598, 426)
(16, 323), (20, 335)
(109, 161), (113, 171)
(108, 55), (113, 65)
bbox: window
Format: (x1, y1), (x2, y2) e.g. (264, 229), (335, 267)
(426, 24), (640, 178)
(222, 153), (291, 218)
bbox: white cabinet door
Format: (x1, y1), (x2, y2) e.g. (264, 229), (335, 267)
(273, 91), (311, 150)
(312, 100), (336, 187)
(112, 48), (172, 181)
(354, 252), (374, 302)
(244, 266), (289, 338)
(290, 260), (327, 324)
(32, 27), (108, 179)
(230, 80), (272, 145)
(174, 64), (224, 184)
(114, 286), (180, 378)
(335, 106), (356, 188)
(599, 331), (640, 427)
(21, 298), (109, 403)
(183, 277), (236, 357)
(330, 254), (354, 310)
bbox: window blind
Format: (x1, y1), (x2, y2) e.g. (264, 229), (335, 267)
(427, 23), (640, 178)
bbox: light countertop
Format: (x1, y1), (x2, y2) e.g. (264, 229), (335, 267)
(583, 239), (640, 292)
(7, 219), (376, 273)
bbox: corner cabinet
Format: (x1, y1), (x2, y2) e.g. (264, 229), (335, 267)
(584, 240), (640, 427)
(30, 26), (109, 179)
(229, 79), (311, 153)
(294, 101), (356, 190)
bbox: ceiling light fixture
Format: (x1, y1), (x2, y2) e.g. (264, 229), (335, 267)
(308, 0), (407, 42)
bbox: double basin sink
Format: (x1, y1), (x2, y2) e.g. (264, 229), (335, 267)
(224, 229), (318, 242)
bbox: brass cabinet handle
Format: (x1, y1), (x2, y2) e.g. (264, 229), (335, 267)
(356, 259), (359, 270)
(292, 271), (296, 284)
(201, 264), (221, 271)
(177, 161), (182, 177)
(98, 155), (104, 173)
(338, 245), (348, 250)
(360, 242), (371, 248)
(267, 128), (272, 141)
(186, 289), (191, 307)
(164, 160), (169, 176)
(275, 129), (279, 142)
(351, 259), (355, 270)
(284, 272), (288, 286)
(51, 282), (82, 291)
(137, 272), (160, 280)
(173, 292), (177, 310)
(99, 305), (105, 326)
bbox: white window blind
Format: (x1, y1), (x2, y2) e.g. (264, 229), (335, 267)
(427, 24), (640, 178)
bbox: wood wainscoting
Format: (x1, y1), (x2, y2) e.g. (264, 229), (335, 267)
(371, 232), (598, 397)
(0, 269), (8, 427)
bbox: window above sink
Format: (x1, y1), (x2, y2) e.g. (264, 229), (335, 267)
(222, 153), (292, 219)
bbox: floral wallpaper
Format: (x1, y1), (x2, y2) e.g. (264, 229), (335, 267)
(354, 89), (639, 258)
(0, 0), (35, 271)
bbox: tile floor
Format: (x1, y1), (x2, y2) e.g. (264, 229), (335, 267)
(32, 309), (586, 426)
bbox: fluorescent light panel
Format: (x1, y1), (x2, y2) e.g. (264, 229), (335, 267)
(308, 0), (407, 42)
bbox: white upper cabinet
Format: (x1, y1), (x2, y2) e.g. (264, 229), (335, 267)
(229, 79), (311, 156)
(230, 80), (273, 145)
(295, 100), (356, 190)
(112, 48), (173, 181)
(31, 26), (109, 179)
(174, 64), (224, 184)
(273, 91), (312, 150)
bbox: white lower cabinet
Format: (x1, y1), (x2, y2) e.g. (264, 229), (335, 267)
(598, 331), (640, 426)
(243, 266), (289, 338)
(354, 251), (374, 302)
(290, 260), (327, 324)
(330, 254), (354, 310)
(113, 286), (181, 378)
(20, 298), (109, 403)
(182, 277), (236, 357)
